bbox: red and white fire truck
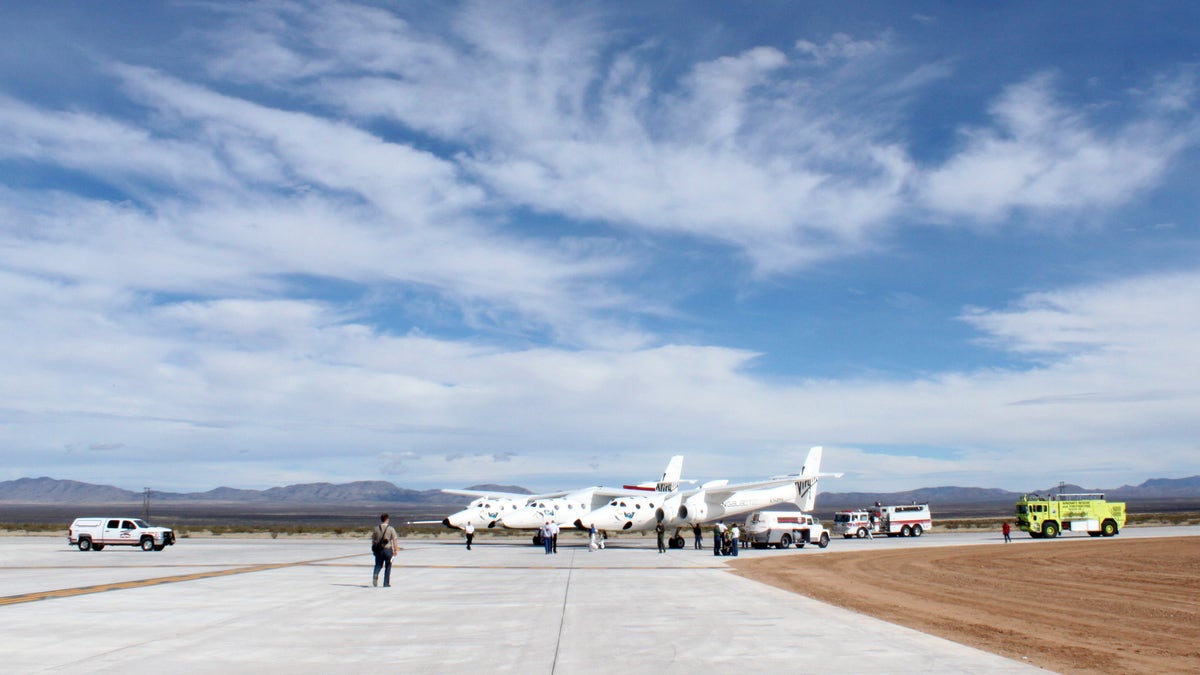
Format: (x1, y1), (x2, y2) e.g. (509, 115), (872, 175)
(832, 503), (932, 538)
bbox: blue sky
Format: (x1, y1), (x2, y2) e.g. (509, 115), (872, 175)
(2, 1), (1198, 494)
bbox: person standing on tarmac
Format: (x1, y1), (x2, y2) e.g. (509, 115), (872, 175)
(656, 521), (666, 553)
(730, 524), (740, 557)
(464, 521), (475, 550)
(371, 513), (398, 587)
(714, 521), (726, 556)
(693, 522), (703, 550)
(550, 521), (560, 553)
(1002, 521), (1012, 543)
(542, 521), (554, 554)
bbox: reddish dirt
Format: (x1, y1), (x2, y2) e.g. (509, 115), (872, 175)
(730, 537), (1200, 674)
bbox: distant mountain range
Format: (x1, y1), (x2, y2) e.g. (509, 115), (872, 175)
(2, 476), (1198, 508)
(0, 477), (527, 505)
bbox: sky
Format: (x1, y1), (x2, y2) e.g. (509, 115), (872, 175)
(1, 1), (1198, 495)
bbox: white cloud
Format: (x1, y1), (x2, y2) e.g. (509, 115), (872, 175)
(795, 33), (890, 65)
(918, 72), (1197, 222)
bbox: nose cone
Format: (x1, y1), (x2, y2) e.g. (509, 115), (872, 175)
(500, 508), (542, 529)
(590, 505), (621, 527)
(445, 508), (477, 529)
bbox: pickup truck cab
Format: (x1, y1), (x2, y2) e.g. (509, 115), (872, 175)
(68, 517), (176, 552)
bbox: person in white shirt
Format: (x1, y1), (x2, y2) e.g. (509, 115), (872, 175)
(730, 524), (740, 557)
(714, 521), (726, 556)
(464, 522), (475, 550)
(549, 521), (560, 553)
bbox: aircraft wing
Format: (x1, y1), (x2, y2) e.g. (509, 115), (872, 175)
(440, 488), (569, 501)
(698, 476), (799, 502)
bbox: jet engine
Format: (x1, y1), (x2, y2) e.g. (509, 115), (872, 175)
(678, 496), (708, 523)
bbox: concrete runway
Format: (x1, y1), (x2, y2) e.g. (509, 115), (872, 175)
(4, 526), (1196, 674)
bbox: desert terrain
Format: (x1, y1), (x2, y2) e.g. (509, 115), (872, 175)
(731, 537), (1199, 674)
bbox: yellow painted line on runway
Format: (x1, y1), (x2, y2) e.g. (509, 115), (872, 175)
(0, 553), (362, 607)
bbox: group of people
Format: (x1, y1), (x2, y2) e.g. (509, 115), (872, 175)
(374, 511), (1027, 586)
(540, 520), (560, 554)
(712, 521), (740, 557)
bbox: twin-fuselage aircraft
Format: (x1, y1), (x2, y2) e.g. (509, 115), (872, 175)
(437, 448), (837, 546)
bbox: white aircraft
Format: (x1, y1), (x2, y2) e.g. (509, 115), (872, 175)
(499, 456), (685, 534)
(579, 446), (839, 548)
(438, 489), (563, 531)
(437, 455), (685, 538)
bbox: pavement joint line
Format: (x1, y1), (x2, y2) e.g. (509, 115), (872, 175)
(550, 548), (576, 675)
(0, 553), (363, 607)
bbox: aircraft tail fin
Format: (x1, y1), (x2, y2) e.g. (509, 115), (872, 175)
(658, 455), (684, 491)
(794, 446), (824, 512)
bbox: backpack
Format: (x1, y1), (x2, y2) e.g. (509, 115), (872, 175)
(370, 524), (385, 554)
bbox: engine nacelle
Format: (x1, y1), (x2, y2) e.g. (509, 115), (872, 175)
(678, 496), (708, 523)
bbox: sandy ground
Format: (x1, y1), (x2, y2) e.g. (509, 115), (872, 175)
(731, 537), (1200, 675)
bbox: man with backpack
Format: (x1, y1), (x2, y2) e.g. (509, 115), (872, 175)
(371, 513), (398, 587)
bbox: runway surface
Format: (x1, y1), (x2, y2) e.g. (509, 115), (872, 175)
(6, 526), (1194, 673)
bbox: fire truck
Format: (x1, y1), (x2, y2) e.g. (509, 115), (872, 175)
(832, 503), (932, 538)
(1014, 492), (1125, 538)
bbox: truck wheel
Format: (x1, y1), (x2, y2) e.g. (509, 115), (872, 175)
(900, 525), (911, 537)
(1101, 520), (1118, 537)
(818, 533), (829, 548)
(778, 534), (792, 549)
(911, 525), (923, 537)
(856, 528), (867, 539)
(140, 538), (155, 551)
(1042, 522), (1059, 538)
(77, 538), (92, 552)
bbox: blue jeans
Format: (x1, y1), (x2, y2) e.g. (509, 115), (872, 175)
(543, 534), (552, 554)
(373, 549), (393, 586)
(731, 538), (738, 556)
(713, 533), (721, 556)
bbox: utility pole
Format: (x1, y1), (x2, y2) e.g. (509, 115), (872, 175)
(143, 487), (151, 520)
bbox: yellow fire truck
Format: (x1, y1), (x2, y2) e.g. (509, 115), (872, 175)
(1015, 492), (1125, 538)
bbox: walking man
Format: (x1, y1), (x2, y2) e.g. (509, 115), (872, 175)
(371, 513), (398, 587)
(550, 521), (560, 553)
(1002, 521), (1012, 543)
(542, 521), (553, 554)
(464, 521), (475, 550)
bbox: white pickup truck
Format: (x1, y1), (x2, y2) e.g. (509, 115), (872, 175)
(68, 517), (176, 552)
(743, 510), (830, 549)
